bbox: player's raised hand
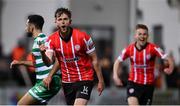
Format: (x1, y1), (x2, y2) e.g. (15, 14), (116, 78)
(10, 60), (20, 69)
(38, 41), (46, 52)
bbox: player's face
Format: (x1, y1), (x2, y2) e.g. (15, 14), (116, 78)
(25, 19), (32, 33)
(55, 13), (71, 32)
(135, 28), (148, 46)
(25, 19), (33, 37)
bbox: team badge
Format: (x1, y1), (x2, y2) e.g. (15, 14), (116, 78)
(75, 45), (80, 51)
(146, 54), (151, 60)
(129, 88), (134, 94)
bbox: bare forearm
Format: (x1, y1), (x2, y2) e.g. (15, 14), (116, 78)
(48, 58), (60, 77)
(18, 61), (34, 67)
(41, 51), (53, 66)
(167, 57), (174, 70)
(93, 60), (104, 83)
(113, 60), (121, 78)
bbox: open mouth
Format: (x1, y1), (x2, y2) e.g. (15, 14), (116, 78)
(62, 26), (66, 28)
(139, 38), (145, 41)
(139, 38), (145, 42)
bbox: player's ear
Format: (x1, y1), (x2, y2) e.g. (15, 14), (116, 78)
(29, 24), (34, 31)
(69, 19), (72, 24)
(134, 34), (138, 39)
(54, 18), (57, 23)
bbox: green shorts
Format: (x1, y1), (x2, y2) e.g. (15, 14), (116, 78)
(28, 74), (61, 103)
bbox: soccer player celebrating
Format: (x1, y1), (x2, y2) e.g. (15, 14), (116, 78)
(10, 15), (61, 105)
(39, 8), (104, 105)
(113, 24), (174, 105)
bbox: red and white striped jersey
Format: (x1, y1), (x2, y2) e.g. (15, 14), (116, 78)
(117, 42), (168, 85)
(46, 29), (95, 83)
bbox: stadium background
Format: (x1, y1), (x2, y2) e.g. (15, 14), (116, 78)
(0, 0), (179, 105)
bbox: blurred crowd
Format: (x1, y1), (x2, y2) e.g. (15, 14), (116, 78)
(0, 34), (179, 90)
(0, 34), (36, 87)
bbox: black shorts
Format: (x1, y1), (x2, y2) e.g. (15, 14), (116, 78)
(62, 80), (94, 105)
(127, 81), (155, 105)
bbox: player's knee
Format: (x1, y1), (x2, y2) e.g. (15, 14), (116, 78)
(128, 97), (139, 105)
(17, 100), (23, 106)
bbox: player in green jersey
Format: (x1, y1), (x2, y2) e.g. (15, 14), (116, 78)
(10, 14), (61, 105)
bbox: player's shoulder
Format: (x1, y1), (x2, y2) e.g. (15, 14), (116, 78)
(127, 42), (135, 48)
(36, 33), (47, 42)
(120, 43), (134, 52)
(48, 31), (59, 39)
(73, 28), (89, 37)
(38, 33), (47, 38)
(148, 42), (159, 48)
(39, 33), (46, 36)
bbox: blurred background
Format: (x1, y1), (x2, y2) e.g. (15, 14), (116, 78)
(0, 0), (179, 105)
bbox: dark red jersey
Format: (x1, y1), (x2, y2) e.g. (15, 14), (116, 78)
(117, 42), (168, 85)
(46, 29), (95, 83)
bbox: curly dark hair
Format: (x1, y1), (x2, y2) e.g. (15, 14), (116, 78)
(54, 7), (71, 19)
(27, 14), (44, 30)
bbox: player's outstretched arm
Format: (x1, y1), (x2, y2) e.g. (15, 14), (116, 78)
(113, 59), (123, 87)
(89, 51), (104, 96)
(163, 56), (174, 75)
(10, 60), (33, 69)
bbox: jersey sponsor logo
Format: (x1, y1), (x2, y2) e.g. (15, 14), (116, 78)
(56, 48), (61, 51)
(134, 64), (147, 68)
(81, 86), (89, 95)
(63, 57), (80, 63)
(75, 44), (80, 51)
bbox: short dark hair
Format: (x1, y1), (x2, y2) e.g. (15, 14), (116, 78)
(54, 7), (71, 19)
(135, 24), (148, 32)
(27, 14), (44, 30)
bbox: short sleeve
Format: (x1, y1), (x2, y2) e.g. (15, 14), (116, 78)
(36, 34), (47, 44)
(153, 46), (168, 59)
(45, 37), (54, 53)
(117, 47), (130, 62)
(83, 33), (95, 54)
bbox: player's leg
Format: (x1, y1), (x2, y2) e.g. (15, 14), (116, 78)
(74, 98), (88, 105)
(140, 85), (154, 105)
(75, 81), (94, 105)
(127, 81), (143, 105)
(62, 82), (76, 105)
(18, 74), (61, 105)
(127, 97), (139, 105)
(17, 92), (38, 105)
(30, 74), (61, 104)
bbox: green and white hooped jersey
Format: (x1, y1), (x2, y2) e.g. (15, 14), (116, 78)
(32, 33), (53, 82)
